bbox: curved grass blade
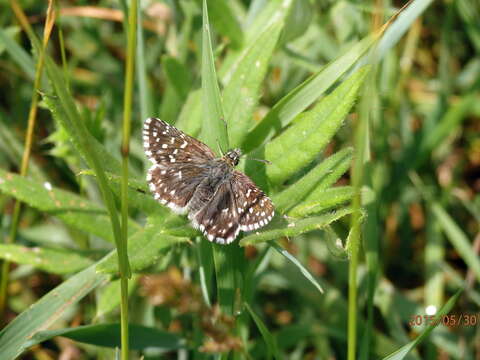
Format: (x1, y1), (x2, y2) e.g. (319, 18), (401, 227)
(0, 265), (108, 360)
(244, 302), (280, 360)
(270, 241), (324, 294)
(0, 244), (93, 274)
(24, 323), (185, 351)
(240, 207), (353, 246)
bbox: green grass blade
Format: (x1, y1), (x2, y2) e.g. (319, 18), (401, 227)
(200, 0), (228, 152)
(272, 147), (353, 212)
(270, 241), (324, 294)
(0, 265), (107, 360)
(223, 21), (283, 147)
(0, 244), (93, 274)
(382, 289), (463, 360)
(240, 207), (353, 246)
(24, 323), (185, 351)
(244, 302), (279, 360)
(244, 36), (376, 152)
(288, 186), (354, 217)
(43, 55), (130, 277)
(431, 203), (480, 282)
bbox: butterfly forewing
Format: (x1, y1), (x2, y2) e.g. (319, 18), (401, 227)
(143, 117), (215, 165)
(144, 118), (213, 213)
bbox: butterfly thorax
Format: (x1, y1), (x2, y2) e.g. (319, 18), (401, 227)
(221, 148), (242, 167)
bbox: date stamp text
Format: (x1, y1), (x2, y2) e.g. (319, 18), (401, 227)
(409, 313), (479, 328)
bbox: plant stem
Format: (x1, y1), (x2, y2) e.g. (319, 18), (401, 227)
(120, 0), (137, 358)
(0, 0), (55, 318)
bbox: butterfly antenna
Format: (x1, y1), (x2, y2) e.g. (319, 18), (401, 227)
(248, 157), (272, 165)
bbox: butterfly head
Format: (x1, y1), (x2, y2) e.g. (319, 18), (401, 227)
(223, 148), (242, 167)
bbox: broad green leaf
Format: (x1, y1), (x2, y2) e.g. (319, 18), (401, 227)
(244, 36), (377, 152)
(244, 302), (280, 360)
(289, 186), (354, 217)
(0, 265), (107, 360)
(0, 244), (93, 274)
(96, 225), (188, 274)
(24, 323), (185, 351)
(240, 207), (353, 246)
(264, 67), (368, 184)
(200, 0), (228, 152)
(224, 21), (283, 148)
(382, 289), (462, 360)
(0, 169), (138, 242)
(272, 147), (353, 211)
(270, 241), (324, 294)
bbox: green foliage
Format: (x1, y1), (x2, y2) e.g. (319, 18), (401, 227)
(0, 0), (477, 359)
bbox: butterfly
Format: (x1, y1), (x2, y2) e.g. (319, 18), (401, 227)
(143, 117), (274, 244)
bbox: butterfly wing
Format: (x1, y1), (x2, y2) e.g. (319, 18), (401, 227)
(143, 117), (216, 165)
(191, 180), (241, 244)
(231, 171), (275, 232)
(144, 118), (215, 213)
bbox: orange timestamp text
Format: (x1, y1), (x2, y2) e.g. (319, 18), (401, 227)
(409, 313), (479, 328)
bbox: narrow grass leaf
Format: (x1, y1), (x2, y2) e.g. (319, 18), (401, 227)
(96, 226), (188, 274)
(382, 289), (463, 360)
(432, 203), (480, 282)
(244, 302), (279, 360)
(270, 241), (324, 293)
(272, 147), (353, 211)
(200, 0), (228, 152)
(0, 244), (93, 274)
(289, 186), (354, 217)
(0, 169), (134, 243)
(240, 207), (353, 246)
(244, 36), (376, 152)
(24, 323), (185, 351)
(264, 67), (368, 184)
(0, 265), (107, 360)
